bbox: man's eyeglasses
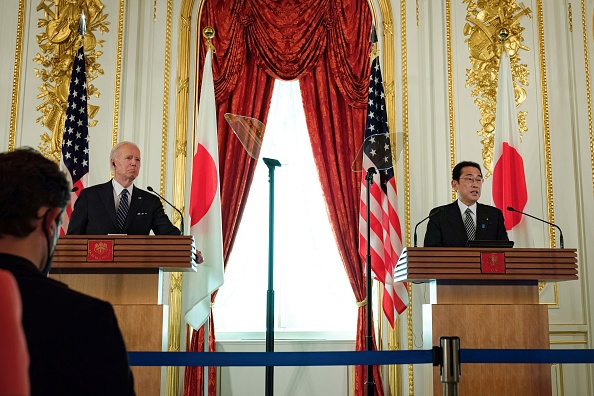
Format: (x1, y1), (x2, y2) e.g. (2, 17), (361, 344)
(460, 176), (483, 184)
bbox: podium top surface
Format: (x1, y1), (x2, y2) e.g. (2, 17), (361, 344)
(395, 247), (578, 283)
(52, 235), (197, 273)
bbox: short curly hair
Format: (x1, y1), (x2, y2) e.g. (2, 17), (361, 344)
(0, 148), (70, 237)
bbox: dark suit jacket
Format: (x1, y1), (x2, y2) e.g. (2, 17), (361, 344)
(424, 201), (509, 247)
(0, 254), (135, 396)
(67, 180), (180, 235)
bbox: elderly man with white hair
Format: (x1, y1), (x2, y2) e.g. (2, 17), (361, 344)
(68, 141), (180, 235)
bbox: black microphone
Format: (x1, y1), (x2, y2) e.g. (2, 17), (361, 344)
(413, 207), (441, 247)
(507, 206), (564, 248)
(71, 186), (79, 193)
(147, 186), (184, 234)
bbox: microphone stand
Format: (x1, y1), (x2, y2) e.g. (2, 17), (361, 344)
(364, 166), (376, 396)
(147, 186), (184, 234)
(507, 206), (564, 248)
(413, 208), (440, 247)
(263, 157), (281, 396)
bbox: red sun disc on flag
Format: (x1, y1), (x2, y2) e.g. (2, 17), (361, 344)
(189, 143), (218, 225)
(492, 142), (528, 230)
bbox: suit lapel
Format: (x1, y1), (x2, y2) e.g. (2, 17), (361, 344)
(446, 201), (468, 245)
(99, 181), (118, 230)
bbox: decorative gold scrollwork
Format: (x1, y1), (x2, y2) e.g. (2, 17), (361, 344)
(464, 0), (531, 176)
(34, 0), (109, 162)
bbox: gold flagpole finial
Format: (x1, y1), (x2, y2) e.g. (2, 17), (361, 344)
(498, 27), (510, 42)
(369, 25), (379, 58)
(203, 26), (216, 53)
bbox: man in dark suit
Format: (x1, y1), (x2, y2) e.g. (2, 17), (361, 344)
(424, 160), (509, 247)
(0, 148), (135, 395)
(68, 141), (180, 235)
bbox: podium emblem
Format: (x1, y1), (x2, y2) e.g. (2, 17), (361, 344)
(481, 252), (505, 273)
(88, 240), (114, 262)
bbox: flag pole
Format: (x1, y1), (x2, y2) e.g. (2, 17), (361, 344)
(364, 166), (377, 396)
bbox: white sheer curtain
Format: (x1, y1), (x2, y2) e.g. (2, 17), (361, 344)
(213, 80), (357, 338)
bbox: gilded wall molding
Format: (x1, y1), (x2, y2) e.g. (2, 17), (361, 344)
(393, 0), (415, 393)
(172, 0), (194, 224)
(160, 0), (174, 200)
(161, 1), (182, 395)
(9, 0), (26, 152)
(446, 0), (456, 202)
(582, 0), (594, 194)
(166, 271), (183, 396)
(112, 0), (124, 147)
(34, 0), (108, 162)
(463, 1), (531, 177)
(167, 0), (198, 394)
(569, 3), (573, 33)
(536, 0), (556, 246)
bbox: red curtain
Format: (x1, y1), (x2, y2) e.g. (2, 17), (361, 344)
(300, 47), (384, 394)
(184, 1), (383, 395)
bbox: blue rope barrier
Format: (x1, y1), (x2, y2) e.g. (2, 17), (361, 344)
(128, 350), (433, 367)
(128, 349), (594, 367)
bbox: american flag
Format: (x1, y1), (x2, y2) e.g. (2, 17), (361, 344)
(60, 44), (89, 234)
(358, 54), (407, 327)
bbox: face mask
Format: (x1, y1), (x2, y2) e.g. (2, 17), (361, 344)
(41, 209), (62, 277)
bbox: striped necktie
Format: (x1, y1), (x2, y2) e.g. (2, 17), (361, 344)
(464, 208), (476, 241)
(117, 189), (129, 233)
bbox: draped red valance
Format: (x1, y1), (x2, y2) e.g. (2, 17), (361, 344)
(201, 0), (371, 107)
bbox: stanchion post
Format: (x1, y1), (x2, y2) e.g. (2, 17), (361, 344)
(439, 336), (460, 396)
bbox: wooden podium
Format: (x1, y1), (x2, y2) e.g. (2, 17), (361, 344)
(395, 247), (578, 395)
(51, 235), (197, 396)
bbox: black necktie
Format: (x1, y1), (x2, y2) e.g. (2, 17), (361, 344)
(464, 208), (476, 240)
(117, 189), (129, 233)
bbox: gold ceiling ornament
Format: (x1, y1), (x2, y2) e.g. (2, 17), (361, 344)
(464, 0), (531, 177)
(34, 0), (109, 162)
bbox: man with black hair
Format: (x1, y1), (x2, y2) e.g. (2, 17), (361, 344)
(0, 148), (135, 395)
(424, 160), (509, 247)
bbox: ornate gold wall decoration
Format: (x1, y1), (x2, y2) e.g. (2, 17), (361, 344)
(34, 0), (109, 162)
(463, 0), (531, 176)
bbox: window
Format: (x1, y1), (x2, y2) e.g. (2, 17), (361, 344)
(213, 80), (357, 339)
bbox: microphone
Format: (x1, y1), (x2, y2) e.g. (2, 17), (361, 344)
(71, 186), (79, 193)
(147, 186), (184, 234)
(507, 206), (564, 248)
(413, 207), (441, 247)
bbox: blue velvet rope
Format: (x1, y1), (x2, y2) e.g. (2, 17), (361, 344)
(128, 349), (594, 367)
